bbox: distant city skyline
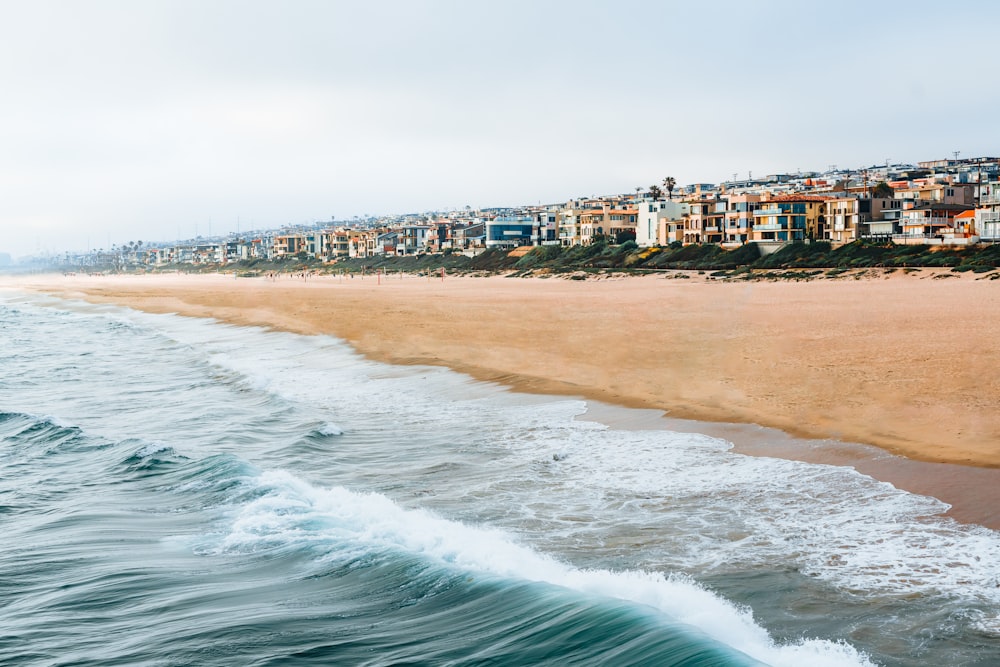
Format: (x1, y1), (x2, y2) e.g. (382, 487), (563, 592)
(3, 0), (999, 258)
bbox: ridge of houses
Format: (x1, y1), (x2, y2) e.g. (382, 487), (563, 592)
(69, 156), (1000, 269)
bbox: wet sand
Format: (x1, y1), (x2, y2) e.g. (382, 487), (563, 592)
(10, 270), (1000, 528)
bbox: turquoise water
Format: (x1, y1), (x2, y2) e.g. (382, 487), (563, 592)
(1, 292), (998, 666)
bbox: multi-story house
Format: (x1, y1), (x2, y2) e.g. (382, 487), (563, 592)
(976, 180), (1000, 241)
(723, 193), (762, 245)
(396, 225), (431, 255)
(427, 222), (453, 252)
(605, 207), (638, 242)
(349, 229), (385, 258)
(558, 205), (584, 246)
(535, 210), (559, 245)
(898, 204), (975, 239)
(323, 229), (350, 259)
(749, 195), (826, 242)
(192, 244), (224, 264)
(636, 200), (689, 247)
(486, 215), (537, 248)
(895, 183), (977, 207)
(247, 238), (268, 260)
(578, 203), (637, 245)
(820, 197), (860, 244)
(684, 197), (725, 245)
(273, 234), (307, 257)
(303, 232), (327, 259)
(452, 222), (486, 250)
(377, 231), (398, 256)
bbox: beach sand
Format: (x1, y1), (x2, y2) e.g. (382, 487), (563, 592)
(10, 269), (1000, 527)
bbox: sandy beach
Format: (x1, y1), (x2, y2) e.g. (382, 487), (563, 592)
(9, 269), (1000, 525)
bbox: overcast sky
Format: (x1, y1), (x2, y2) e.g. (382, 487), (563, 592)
(2, 0), (998, 257)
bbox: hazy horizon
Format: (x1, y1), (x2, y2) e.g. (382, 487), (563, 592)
(3, 0), (999, 258)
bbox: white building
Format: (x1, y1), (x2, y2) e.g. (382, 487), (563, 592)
(636, 200), (689, 247)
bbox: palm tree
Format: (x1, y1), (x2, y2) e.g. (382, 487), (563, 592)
(663, 176), (677, 200)
(649, 184), (663, 201)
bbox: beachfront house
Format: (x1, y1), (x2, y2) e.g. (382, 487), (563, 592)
(558, 205), (584, 247)
(486, 215), (537, 249)
(898, 204), (975, 241)
(749, 195), (826, 243)
(683, 196), (725, 245)
(636, 200), (689, 247)
(723, 193), (762, 246)
(396, 225), (431, 255)
(451, 222), (486, 251)
(273, 234), (307, 258)
(323, 229), (351, 259)
(579, 203), (637, 245)
(535, 210), (559, 245)
(977, 180), (1000, 241)
(820, 197), (861, 244)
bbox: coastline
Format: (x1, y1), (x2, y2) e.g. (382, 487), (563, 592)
(7, 270), (1000, 528)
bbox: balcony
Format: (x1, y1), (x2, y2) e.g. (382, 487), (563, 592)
(899, 216), (953, 227)
(756, 207), (783, 216)
(980, 195), (1000, 206)
(753, 223), (785, 231)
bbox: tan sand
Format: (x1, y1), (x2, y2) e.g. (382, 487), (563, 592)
(9, 269), (1000, 527)
(11, 270), (1000, 468)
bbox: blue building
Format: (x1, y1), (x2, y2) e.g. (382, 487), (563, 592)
(485, 215), (537, 249)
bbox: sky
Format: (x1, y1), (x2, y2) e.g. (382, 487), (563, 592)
(2, 0), (999, 258)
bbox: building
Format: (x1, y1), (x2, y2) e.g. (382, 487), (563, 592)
(396, 225), (431, 255)
(273, 234), (307, 257)
(485, 215), (537, 249)
(723, 193), (762, 245)
(820, 197), (860, 244)
(750, 195), (826, 243)
(898, 204), (975, 239)
(976, 180), (1000, 241)
(636, 200), (689, 247)
(452, 222), (486, 250)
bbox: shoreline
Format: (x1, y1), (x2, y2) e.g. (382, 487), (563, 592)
(6, 271), (1000, 529)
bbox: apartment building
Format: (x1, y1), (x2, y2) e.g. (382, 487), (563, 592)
(899, 204), (976, 239)
(636, 200), (689, 247)
(486, 215), (537, 248)
(977, 180), (1000, 241)
(750, 196), (825, 242)
(273, 234), (307, 257)
(684, 197), (725, 245)
(723, 193), (762, 245)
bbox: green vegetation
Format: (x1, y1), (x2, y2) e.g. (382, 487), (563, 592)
(147, 239), (1000, 279)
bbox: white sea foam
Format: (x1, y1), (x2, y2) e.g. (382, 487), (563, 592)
(134, 441), (174, 457)
(317, 422), (343, 436)
(42, 414), (77, 429)
(21, 298), (996, 663)
(123, 307), (1000, 607)
(218, 470), (874, 667)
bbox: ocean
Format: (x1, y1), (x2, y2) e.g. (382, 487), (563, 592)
(2, 290), (999, 667)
